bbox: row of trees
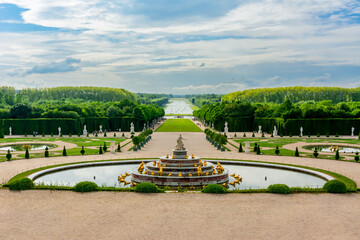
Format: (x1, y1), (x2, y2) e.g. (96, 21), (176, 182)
(222, 87), (360, 104)
(186, 94), (222, 108)
(194, 99), (360, 122)
(0, 86), (136, 105)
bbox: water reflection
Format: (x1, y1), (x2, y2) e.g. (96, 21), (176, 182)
(165, 99), (193, 115)
(34, 163), (327, 190)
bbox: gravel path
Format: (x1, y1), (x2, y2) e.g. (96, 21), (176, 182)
(1, 131), (360, 239)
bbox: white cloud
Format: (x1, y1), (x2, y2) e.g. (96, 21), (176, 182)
(172, 82), (246, 94)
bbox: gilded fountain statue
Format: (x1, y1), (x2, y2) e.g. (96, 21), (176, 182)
(130, 135), (232, 188)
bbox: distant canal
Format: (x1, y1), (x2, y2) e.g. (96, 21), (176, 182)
(165, 99), (194, 115)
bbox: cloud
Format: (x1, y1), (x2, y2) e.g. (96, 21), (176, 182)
(199, 63), (205, 67)
(9, 57), (81, 76)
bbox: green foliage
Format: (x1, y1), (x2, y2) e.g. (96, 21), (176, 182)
(355, 152), (359, 162)
(323, 180), (347, 193)
(62, 146), (67, 156)
(256, 145), (261, 155)
(104, 132), (107, 137)
(201, 184), (227, 194)
(80, 146), (85, 155)
(313, 149), (319, 158)
(335, 150), (340, 160)
(44, 147), (49, 157)
(132, 136), (140, 146)
(239, 143), (243, 152)
(6, 149), (12, 160)
(275, 146), (280, 155)
(117, 143), (121, 152)
(9, 178), (34, 190)
(103, 142), (107, 152)
(254, 142), (258, 152)
(99, 145), (103, 154)
(135, 182), (162, 193)
(295, 147), (299, 157)
(73, 181), (98, 192)
(252, 132), (255, 137)
(25, 148), (30, 159)
(243, 133), (246, 137)
(268, 184), (291, 194)
(204, 128), (227, 145)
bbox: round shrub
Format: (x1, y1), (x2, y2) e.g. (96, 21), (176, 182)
(9, 178), (34, 191)
(74, 181), (98, 192)
(135, 182), (161, 193)
(201, 184), (227, 194)
(323, 180), (347, 194)
(268, 184), (291, 194)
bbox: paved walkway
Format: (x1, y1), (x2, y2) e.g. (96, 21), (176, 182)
(1, 131), (360, 239)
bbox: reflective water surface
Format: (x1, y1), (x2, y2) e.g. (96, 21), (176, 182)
(34, 163), (327, 190)
(304, 145), (360, 153)
(0, 144), (56, 151)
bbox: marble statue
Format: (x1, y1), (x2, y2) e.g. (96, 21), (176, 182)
(58, 127), (61, 136)
(351, 127), (355, 136)
(300, 127), (303, 137)
(99, 125), (103, 133)
(273, 126), (277, 136)
(258, 126), (262, 134)
(9, 127), (12, 136)
(83, 125), (87, 136)
(224, 121), (229, 133)
(175, 135), (186, 150)
(130, 122), (135, 133)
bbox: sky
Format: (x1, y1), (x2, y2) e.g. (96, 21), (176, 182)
(0, 0), (359, 94)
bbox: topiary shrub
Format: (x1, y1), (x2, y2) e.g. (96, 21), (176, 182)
(62, 146), (67, 156)
(335, 150), (340, 160)
(80, 146), (85, 155)
(6, 149), (12, 161)
(9, 178), (34, 190)
(135, 182), (161, 193)
(256, 145), (261, 155)
(252, 132), (255, 137)
(323, 180), (347, 193)
(25, 148), (30, 159)
(355, 152), (359, 162)
(313, 149), (319, 158)
(243, 133), (246, 137)
(268, 184), (291, 194)
(254, 142), (258, 152)
(113, 133), (116, 137)
(317, 133), (320, 137)
(104, 132), (107, 137)
(74, 181), (98, 192)
(99, 145), (103, 154)
(261, 132), (265, 138)
(103, 142), (107, 152)
(117, 143), (121, 152)
(44, 147), (49, 157)
(295, 147), (299, 157)
(201, 184), (227, 194)
(335, 133), (339, 137)
(275, 146), (280, 155)
(239, 143), (243, 152)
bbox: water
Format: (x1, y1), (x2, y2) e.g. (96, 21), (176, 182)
(0, 144), (56, 151)
(304, 145), (360, 153)
(34, 163), (327, 190)
(165, 99), (193, 115)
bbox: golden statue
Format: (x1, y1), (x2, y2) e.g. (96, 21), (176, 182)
(192, 154), (195, 159)
(185, 155), (188, 159)
(151, 171), (155, 175)
(159, 166), (164, 176)
(166, 154), (169, 158)
(168, 172), (172, 176)
(152, 160), (156, 166)
(137, 164), (144, 174)
(121, 174), (126, 178)
(132, 182), (137, 187)
(178, 172), (182, 177)
(202, 185), (206, 189)
(197, 165), (203, 176)
(213, 170), (216, 175)
(179, 164), (182, 167)
(124, 181), (130, 186)
(144, 169), (148, 174)
(193, 163), (197, 167)
(205, 171), (209, 176)
(230, 173), (235, 177)
(172, 155), (175, 159)
(229, 182), (236, 187)
(189, 186), (195, 190)
(188, 173), (192, 177)
(222, 183), (228, 188)
(163, 163), (167, 167)
(204, 161), (207, 166)
(234, 179), (240, 183)
(234, 175), (239, 178)
(125, 172), (131, 176)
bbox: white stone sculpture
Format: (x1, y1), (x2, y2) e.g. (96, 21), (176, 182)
(83, 125), (87, 136)
(9, 127), (12, 136)
(351, 127), (355, 136)
(130, 122), (135, 133)
(58, 127), (61, 136)
(99, 125), (103, 133)
(273, 126), (277, 137)
(224, 122), (229, 133)
(300, 127), (303, 137)
(258, 126), (262, 134)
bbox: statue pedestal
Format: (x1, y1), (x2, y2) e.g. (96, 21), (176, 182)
(173, 149), (187, 159)
(83, 130), (87, 136)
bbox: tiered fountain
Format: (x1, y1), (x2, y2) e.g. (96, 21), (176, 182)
(131, 135), (229, 187)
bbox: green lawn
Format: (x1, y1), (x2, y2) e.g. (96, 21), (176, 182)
(156, 119), (202, 132)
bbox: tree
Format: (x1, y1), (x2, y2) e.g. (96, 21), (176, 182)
(106, 106), (123, 117)
(132, 107), (146, 122)
(313, 149), (319, 158)
(25, 148), (30, 159)
(275, 146), (280, 155)
(117, 143), (121, 152)
(295, 147), (299, 157)
(80, 146), (85, 155)
(256, 145), (261, 155)
(62, 146), (67, 156)
(132, 136), (140, 146)
(10, 103), (32, 118)
(45, 147), (49, 157)
(6, 150), (12, 161)
(239, 143), (243, 152)
(355, 152), (359, 162)
(103, 142), (107, 152)
(335, 150), (340, 160)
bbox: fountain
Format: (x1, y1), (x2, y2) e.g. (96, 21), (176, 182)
(131, 135), (230, 187)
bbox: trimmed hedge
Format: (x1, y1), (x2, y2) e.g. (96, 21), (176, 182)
(9, 178), (34, 190)
(201, 184), (227, 194)
(134, 182), (162, 193)
(268, 184), (291, 194)
(323, 180), (347, 193)
(74, 181), (98, 192)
